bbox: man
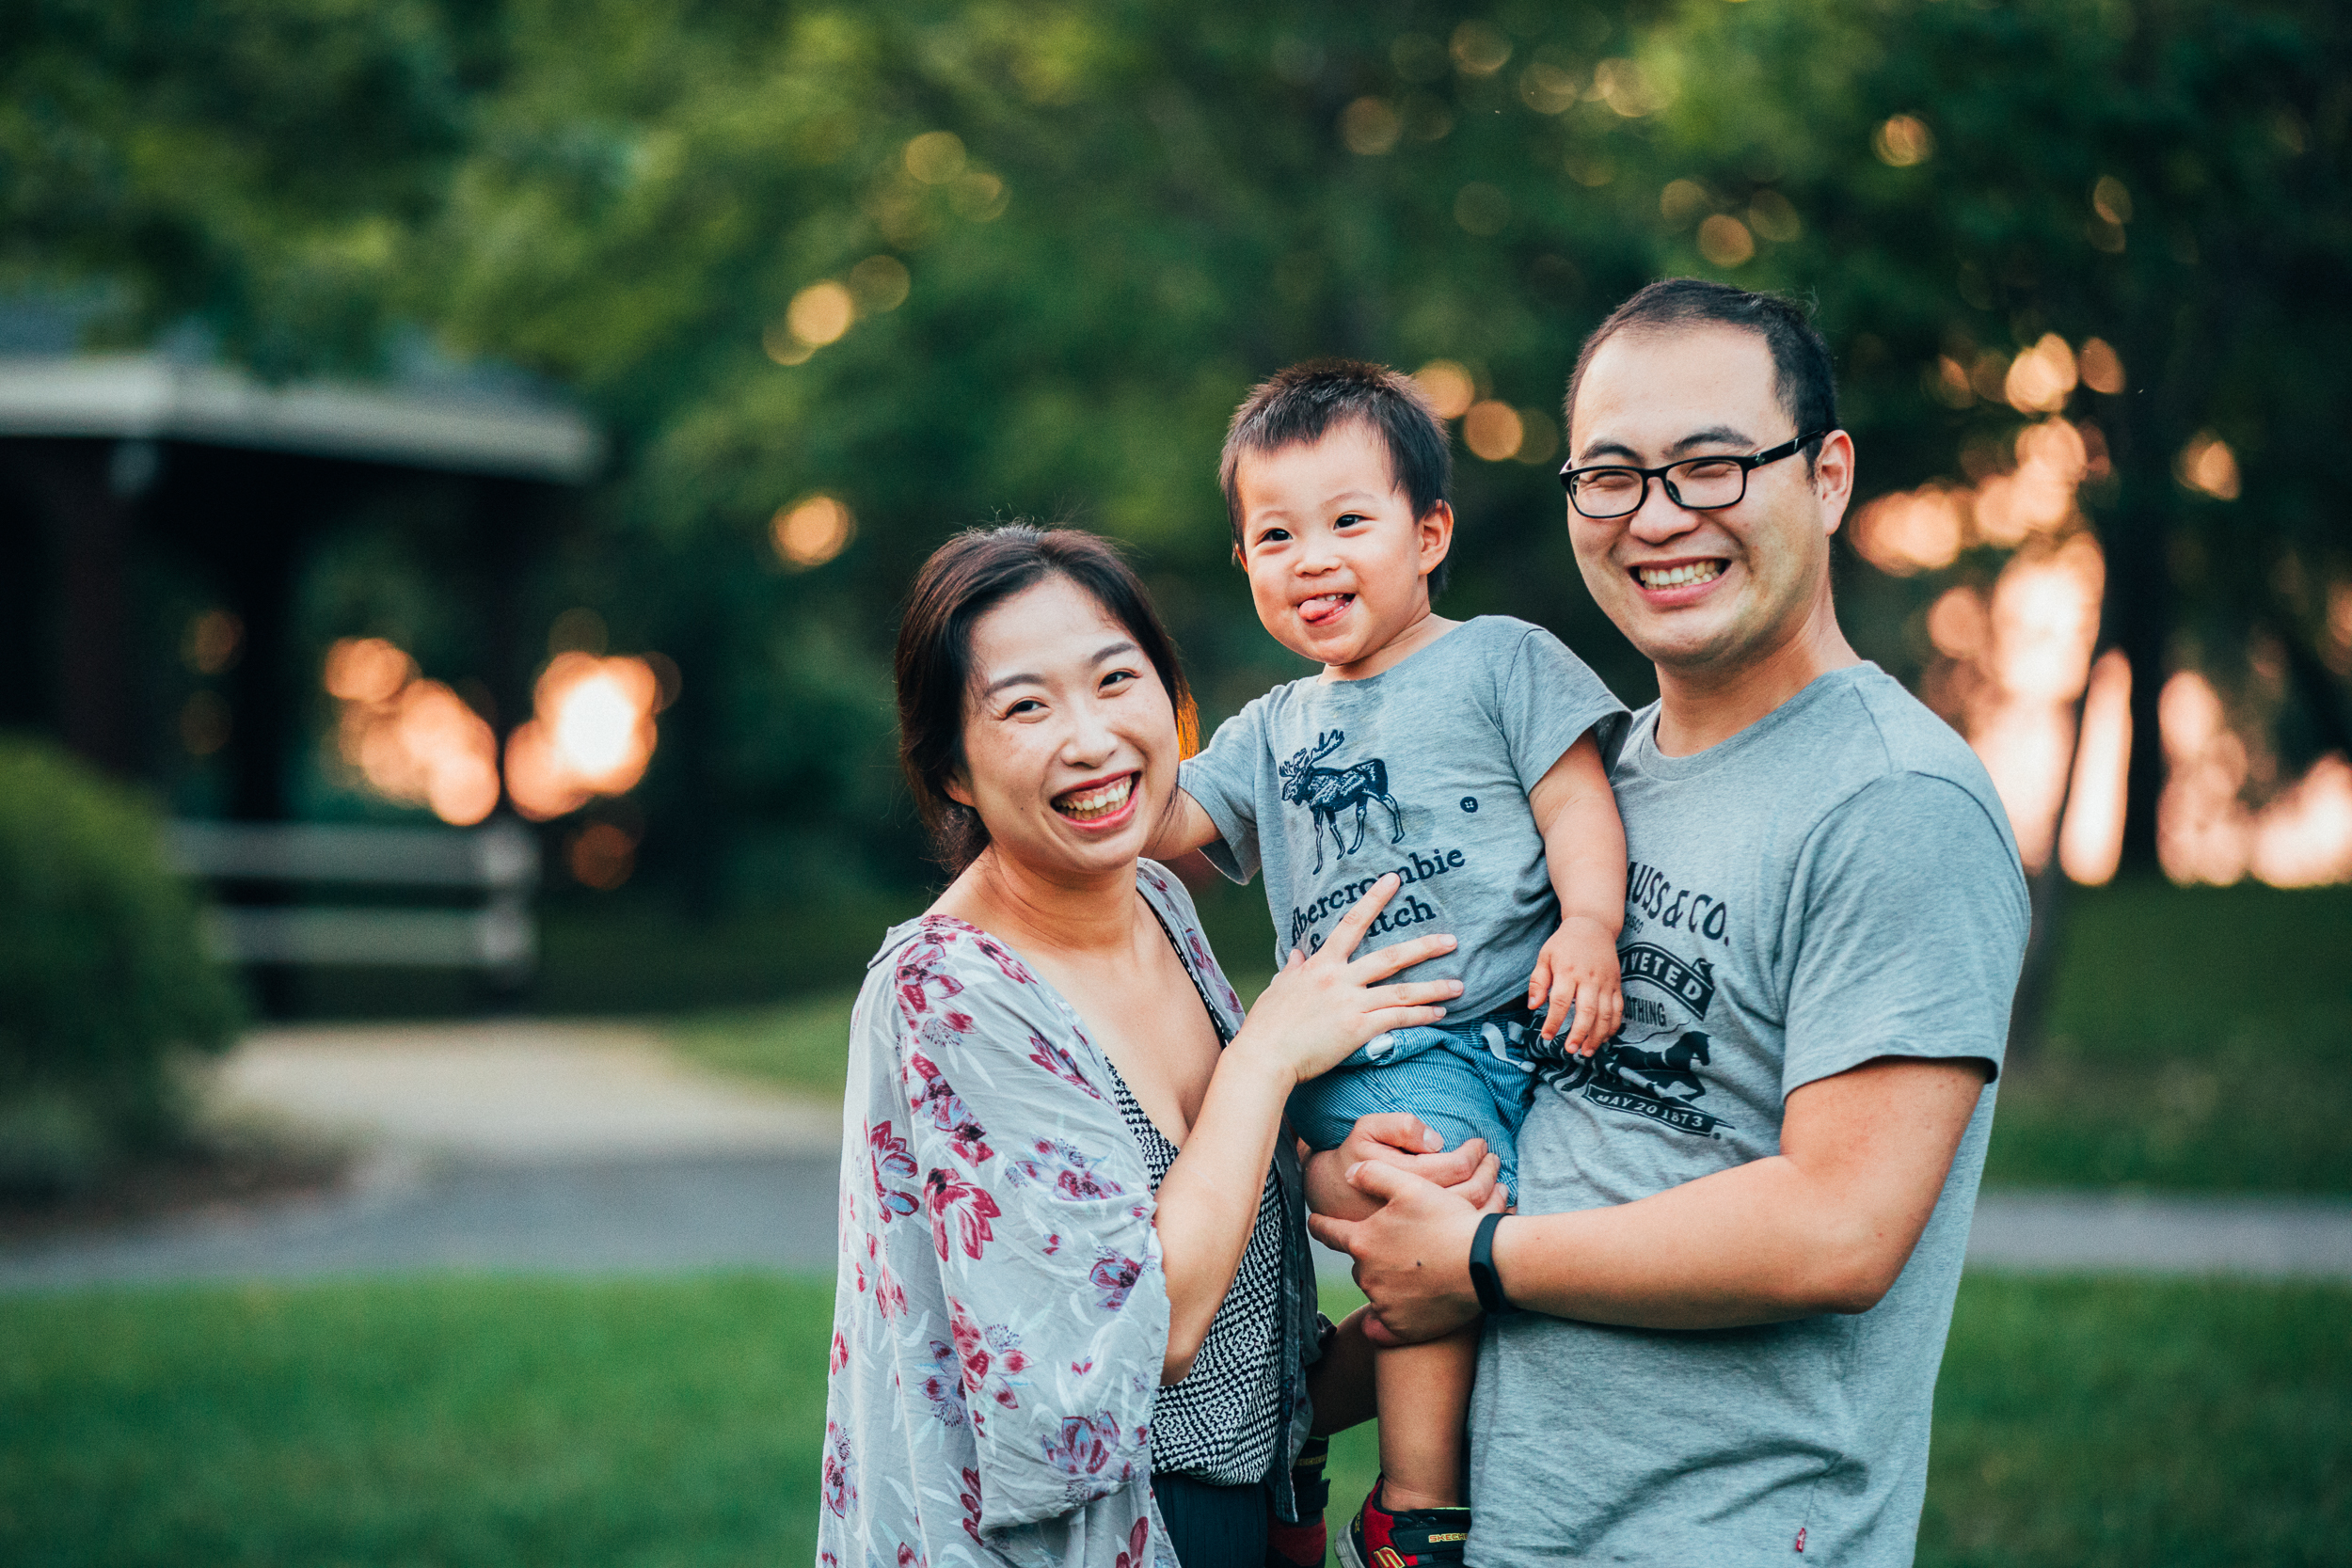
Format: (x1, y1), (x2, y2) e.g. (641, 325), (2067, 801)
(1311, 279), (2028, 1566)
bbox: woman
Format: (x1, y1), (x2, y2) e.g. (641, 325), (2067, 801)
(819, 526), (1481, 1568)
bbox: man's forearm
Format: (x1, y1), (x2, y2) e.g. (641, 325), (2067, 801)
(1495, 1057), (1986, 1329)
(1332, 1056), (1989, 1341)
(1493, 1156), (1895, 1329)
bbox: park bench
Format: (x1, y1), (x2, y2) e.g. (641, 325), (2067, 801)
(167, 819), (539, 990)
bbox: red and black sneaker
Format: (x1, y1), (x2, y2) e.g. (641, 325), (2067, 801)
(1337, 1478), (1471, 1568)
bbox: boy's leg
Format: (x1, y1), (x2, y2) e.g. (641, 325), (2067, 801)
(1374, 1324), (1481, 1509)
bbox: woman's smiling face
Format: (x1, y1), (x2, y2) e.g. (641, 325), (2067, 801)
(946, 573), (1180, 880)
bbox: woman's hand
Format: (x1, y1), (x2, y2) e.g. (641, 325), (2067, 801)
(1231, 874), (1461, 1087)
(1305, 1115), (1502, 1222)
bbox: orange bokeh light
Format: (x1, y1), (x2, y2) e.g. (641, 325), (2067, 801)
(503, 652), (662, 821)
(324, 638), (500, 826)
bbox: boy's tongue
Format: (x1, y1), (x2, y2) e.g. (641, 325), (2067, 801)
(1300, 593), (1354, 626)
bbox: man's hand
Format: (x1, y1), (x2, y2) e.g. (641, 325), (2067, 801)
(1528, 913), (1624, 1053)
(1309, 1161), (1502, 1345)
(1304, 1114), (1502, 1222)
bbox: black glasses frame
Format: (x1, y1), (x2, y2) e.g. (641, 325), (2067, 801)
(1557, 428), (1836, 519)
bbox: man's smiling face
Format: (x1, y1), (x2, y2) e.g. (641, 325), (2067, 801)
(1565, 323), (1852, 678)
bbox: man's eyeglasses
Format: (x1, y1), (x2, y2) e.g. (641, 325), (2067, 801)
(1557, 429), (1834, 520)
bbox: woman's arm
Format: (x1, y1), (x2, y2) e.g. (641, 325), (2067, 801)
(1151, 875), (1463, 1382)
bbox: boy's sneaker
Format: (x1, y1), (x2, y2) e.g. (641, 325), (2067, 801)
(1337, 1478), (1471, 1568)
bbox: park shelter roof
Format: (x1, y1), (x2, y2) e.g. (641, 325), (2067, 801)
(0, 354), (602, 483)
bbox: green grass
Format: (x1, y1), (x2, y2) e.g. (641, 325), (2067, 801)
(1986, 879), (2352, 1193)
(4, 1273), (2345, 1567)
(663, 990), (859, 1100)
(1314, 1274), (2350, 1568)
(0, 1275), (831, 1568)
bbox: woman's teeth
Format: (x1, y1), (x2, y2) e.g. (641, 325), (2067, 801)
(1637, 561), (1724, 590)
(1056, 775), (1134, 821)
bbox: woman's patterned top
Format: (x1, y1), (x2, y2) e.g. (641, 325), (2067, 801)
(818, 861), (1322, 1568)
(1102, 1050), (1289, 1484)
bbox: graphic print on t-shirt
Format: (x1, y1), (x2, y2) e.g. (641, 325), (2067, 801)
(1537, 862), (1733, 1137)
(1276, 730), (1406, 873)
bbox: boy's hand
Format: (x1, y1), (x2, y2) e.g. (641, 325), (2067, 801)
(1528, 914), (1623, 1055)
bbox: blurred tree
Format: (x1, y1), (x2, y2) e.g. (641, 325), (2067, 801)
(7, 0), (2346, 909)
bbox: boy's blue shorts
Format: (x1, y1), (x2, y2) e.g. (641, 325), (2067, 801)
(1287, 1007), (1546, 1200)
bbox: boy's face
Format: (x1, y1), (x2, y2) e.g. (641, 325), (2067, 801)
(1232, 420), (1454, 677)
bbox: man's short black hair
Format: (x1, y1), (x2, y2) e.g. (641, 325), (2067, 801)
(1220, 358), (1454, 595)
(1565, 279), (1839, 467)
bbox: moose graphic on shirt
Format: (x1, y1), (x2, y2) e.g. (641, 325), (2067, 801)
(1277, 730), (1407, 873)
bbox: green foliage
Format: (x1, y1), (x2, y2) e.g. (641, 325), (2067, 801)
(4, 1272), (2339, 1567)
(0, 736), (240, 1188)
(8, 0), (2349, 894)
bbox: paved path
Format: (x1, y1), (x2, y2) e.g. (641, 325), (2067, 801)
(4, 1022), (2349, 1291)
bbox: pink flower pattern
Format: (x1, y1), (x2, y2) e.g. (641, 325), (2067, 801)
(925, 1168), (1002, 1261)
(868, 1121), (920, 1224)
(908, 1053), (994, 1165)
(1008, 1137), (1126, 1202)
(820, 878), (1241, 1568)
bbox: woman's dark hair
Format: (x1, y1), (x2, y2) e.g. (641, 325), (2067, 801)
(895, 524), (1195, 873)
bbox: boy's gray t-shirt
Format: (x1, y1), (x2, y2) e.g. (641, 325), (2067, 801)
(1469, 664), (2029, 1568)
(1178, 616), (1627, 1018)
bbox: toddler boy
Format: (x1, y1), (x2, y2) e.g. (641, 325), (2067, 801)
(1150, 360), (1629, 1568)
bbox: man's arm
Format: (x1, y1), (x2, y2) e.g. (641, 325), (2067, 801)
(1311, 1053), (1990, 1341)
(1523, 733), (1628, 1051)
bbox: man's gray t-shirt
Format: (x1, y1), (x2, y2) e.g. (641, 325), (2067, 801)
(1470, 663), (2028, 1568)
(1179, 616), (1627, 1018)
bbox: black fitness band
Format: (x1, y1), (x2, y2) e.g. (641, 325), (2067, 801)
(1469, 1212), (1518, 1316)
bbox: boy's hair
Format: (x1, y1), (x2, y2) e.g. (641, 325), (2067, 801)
(1565, 278), (1839, 468)
(1219, 358), (1454, 595)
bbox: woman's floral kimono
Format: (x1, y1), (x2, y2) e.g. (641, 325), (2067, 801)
(818, 861), (1322, 1568)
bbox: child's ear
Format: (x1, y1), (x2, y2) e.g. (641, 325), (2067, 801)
(1418, 500), (1456, 576)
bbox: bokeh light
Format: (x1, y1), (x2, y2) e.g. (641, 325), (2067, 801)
(787, 281), (855, 347)
(323, 637), (501, 826)
(502, 651), (663, 822)
(1873, 114), (1935, 166)
(2176, 433), (2241, 499)
(1463, 401), (1523, 461)
(771, 495), (857, 569)
(2157, 673), (2352, 887)
(1413, 361), (1475, 420)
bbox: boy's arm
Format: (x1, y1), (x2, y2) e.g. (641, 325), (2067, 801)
(1145, 788), (1223, 861)
(1524, 732), (1628, 1052)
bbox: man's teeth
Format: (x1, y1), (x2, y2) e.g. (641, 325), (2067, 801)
(1637, 562), (1725, 590)
(1057, 775), (1134, 821)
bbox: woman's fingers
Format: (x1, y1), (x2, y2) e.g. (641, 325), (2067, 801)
(1365, 1004), (1451, 1034)
(1349, 931), (1458, 983)
(1369, 978), (1465, 1009)
(1320, 873), (1403, 954)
